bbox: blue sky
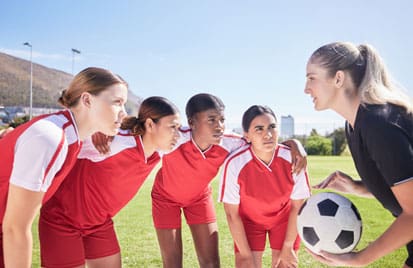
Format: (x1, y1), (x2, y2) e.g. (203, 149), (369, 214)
(1, 0), (413, 134)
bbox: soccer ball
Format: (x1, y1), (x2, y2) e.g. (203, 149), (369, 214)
(297, 192), (362, 254)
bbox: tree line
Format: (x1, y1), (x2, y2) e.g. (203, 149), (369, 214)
(289, 127), (348, 156)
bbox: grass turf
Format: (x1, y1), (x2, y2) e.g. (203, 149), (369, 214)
(31, 156), (406, 267)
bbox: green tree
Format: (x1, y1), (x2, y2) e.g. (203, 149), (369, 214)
(327, 127), (347, 155)
(310, 129), (319, 136)
(9, 115), (30, 128)
(305, 129), (332, 155)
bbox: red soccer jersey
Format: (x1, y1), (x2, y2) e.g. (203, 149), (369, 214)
(0, 110), (81, 222)
(152, 127), (246, 205)
(219, 144), (311, 228)
(41, 130), (160, 227)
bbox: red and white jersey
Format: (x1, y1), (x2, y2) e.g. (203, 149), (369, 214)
(0, 110), (81, 222)
(152, 127), (246, 205)
(41, 129), (160, 228)
(219, 144), (311, 228)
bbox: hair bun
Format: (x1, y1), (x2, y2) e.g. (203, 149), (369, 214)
(58, 89), (69, 107)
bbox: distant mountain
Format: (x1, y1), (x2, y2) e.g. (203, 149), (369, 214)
(0, 52), (140, 114)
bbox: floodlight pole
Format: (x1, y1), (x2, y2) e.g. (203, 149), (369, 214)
(23, 42), (33, 119)
(71, 48), (81, 75)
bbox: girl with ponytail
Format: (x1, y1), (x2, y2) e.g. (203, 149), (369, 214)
(39, 96), (181, 268)
(306, 42), (413, 267)
(0, 67), (128, 267)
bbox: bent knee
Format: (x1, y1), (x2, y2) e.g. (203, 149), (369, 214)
(198, 256), (220, 268)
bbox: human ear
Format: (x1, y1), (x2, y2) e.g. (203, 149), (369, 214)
(80, 92), (92, 108)
(145, 118), (155, 133)
(335, 70), (345, 88)
(188, 118), (194, 128)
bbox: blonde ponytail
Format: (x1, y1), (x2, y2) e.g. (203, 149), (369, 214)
(310, 42), (413, 113)
(358, 44), (413, 113)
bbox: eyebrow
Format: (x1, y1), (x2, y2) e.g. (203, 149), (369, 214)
(208, 113), (224, 118)
(254, 125), (264, 129)
(113, 94), (126, 100)
(306, 72), (316, 77)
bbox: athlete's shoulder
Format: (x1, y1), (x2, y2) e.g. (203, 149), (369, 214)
(276, 144), (292, 163)
(359, 104), (413, 134)
(27, 118), (66, 142)
(111, 132), (140, 154)
(220, 131), (247, 152)
(78, 130), (138, 162)
(114, 129), (139, 147)
(225, 144), (251, 167)
(46, 110), (79, 145)
(359, 104), (402, 125)
(17, 119), (68, 158)
(223, 131), (243, 139)
(227, 143), (250, 157)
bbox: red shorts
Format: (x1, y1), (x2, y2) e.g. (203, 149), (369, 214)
(152, 190), (216, 229)
(235, 219), (300, 252)
(39, 216), (120, 268)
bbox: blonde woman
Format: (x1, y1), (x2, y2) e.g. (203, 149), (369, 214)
(305, 42), (413, 267)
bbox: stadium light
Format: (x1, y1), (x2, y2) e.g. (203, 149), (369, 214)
(71, 48), (81, 75)
(23, 42), (33, 119)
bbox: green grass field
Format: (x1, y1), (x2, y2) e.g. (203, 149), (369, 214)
(31, 156), (407, 267)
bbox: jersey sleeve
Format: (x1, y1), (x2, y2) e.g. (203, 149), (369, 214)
(10, 120), (68, 192)
(221, 133), (247, 153)
(218, 158), (241, 204)
(363, 118), (413, 186)
(78, 134), (138, 162)
(290, 170), (311, 200)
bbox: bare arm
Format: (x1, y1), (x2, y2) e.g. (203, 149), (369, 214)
(275, 199), (303, 268)
(2, 184), (44, 267)
(313, 170), (373, 198)
(311, 179), (413, 267)
(223, 203), (255, 268)
(282, 139), (307, 174)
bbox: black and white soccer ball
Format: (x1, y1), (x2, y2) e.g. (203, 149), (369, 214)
(297, 192), (362, 254)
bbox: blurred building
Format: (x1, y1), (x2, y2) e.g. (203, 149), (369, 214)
(280, 115), (294, 138)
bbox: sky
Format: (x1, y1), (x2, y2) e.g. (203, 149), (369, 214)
(1, 0), (413, 134)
